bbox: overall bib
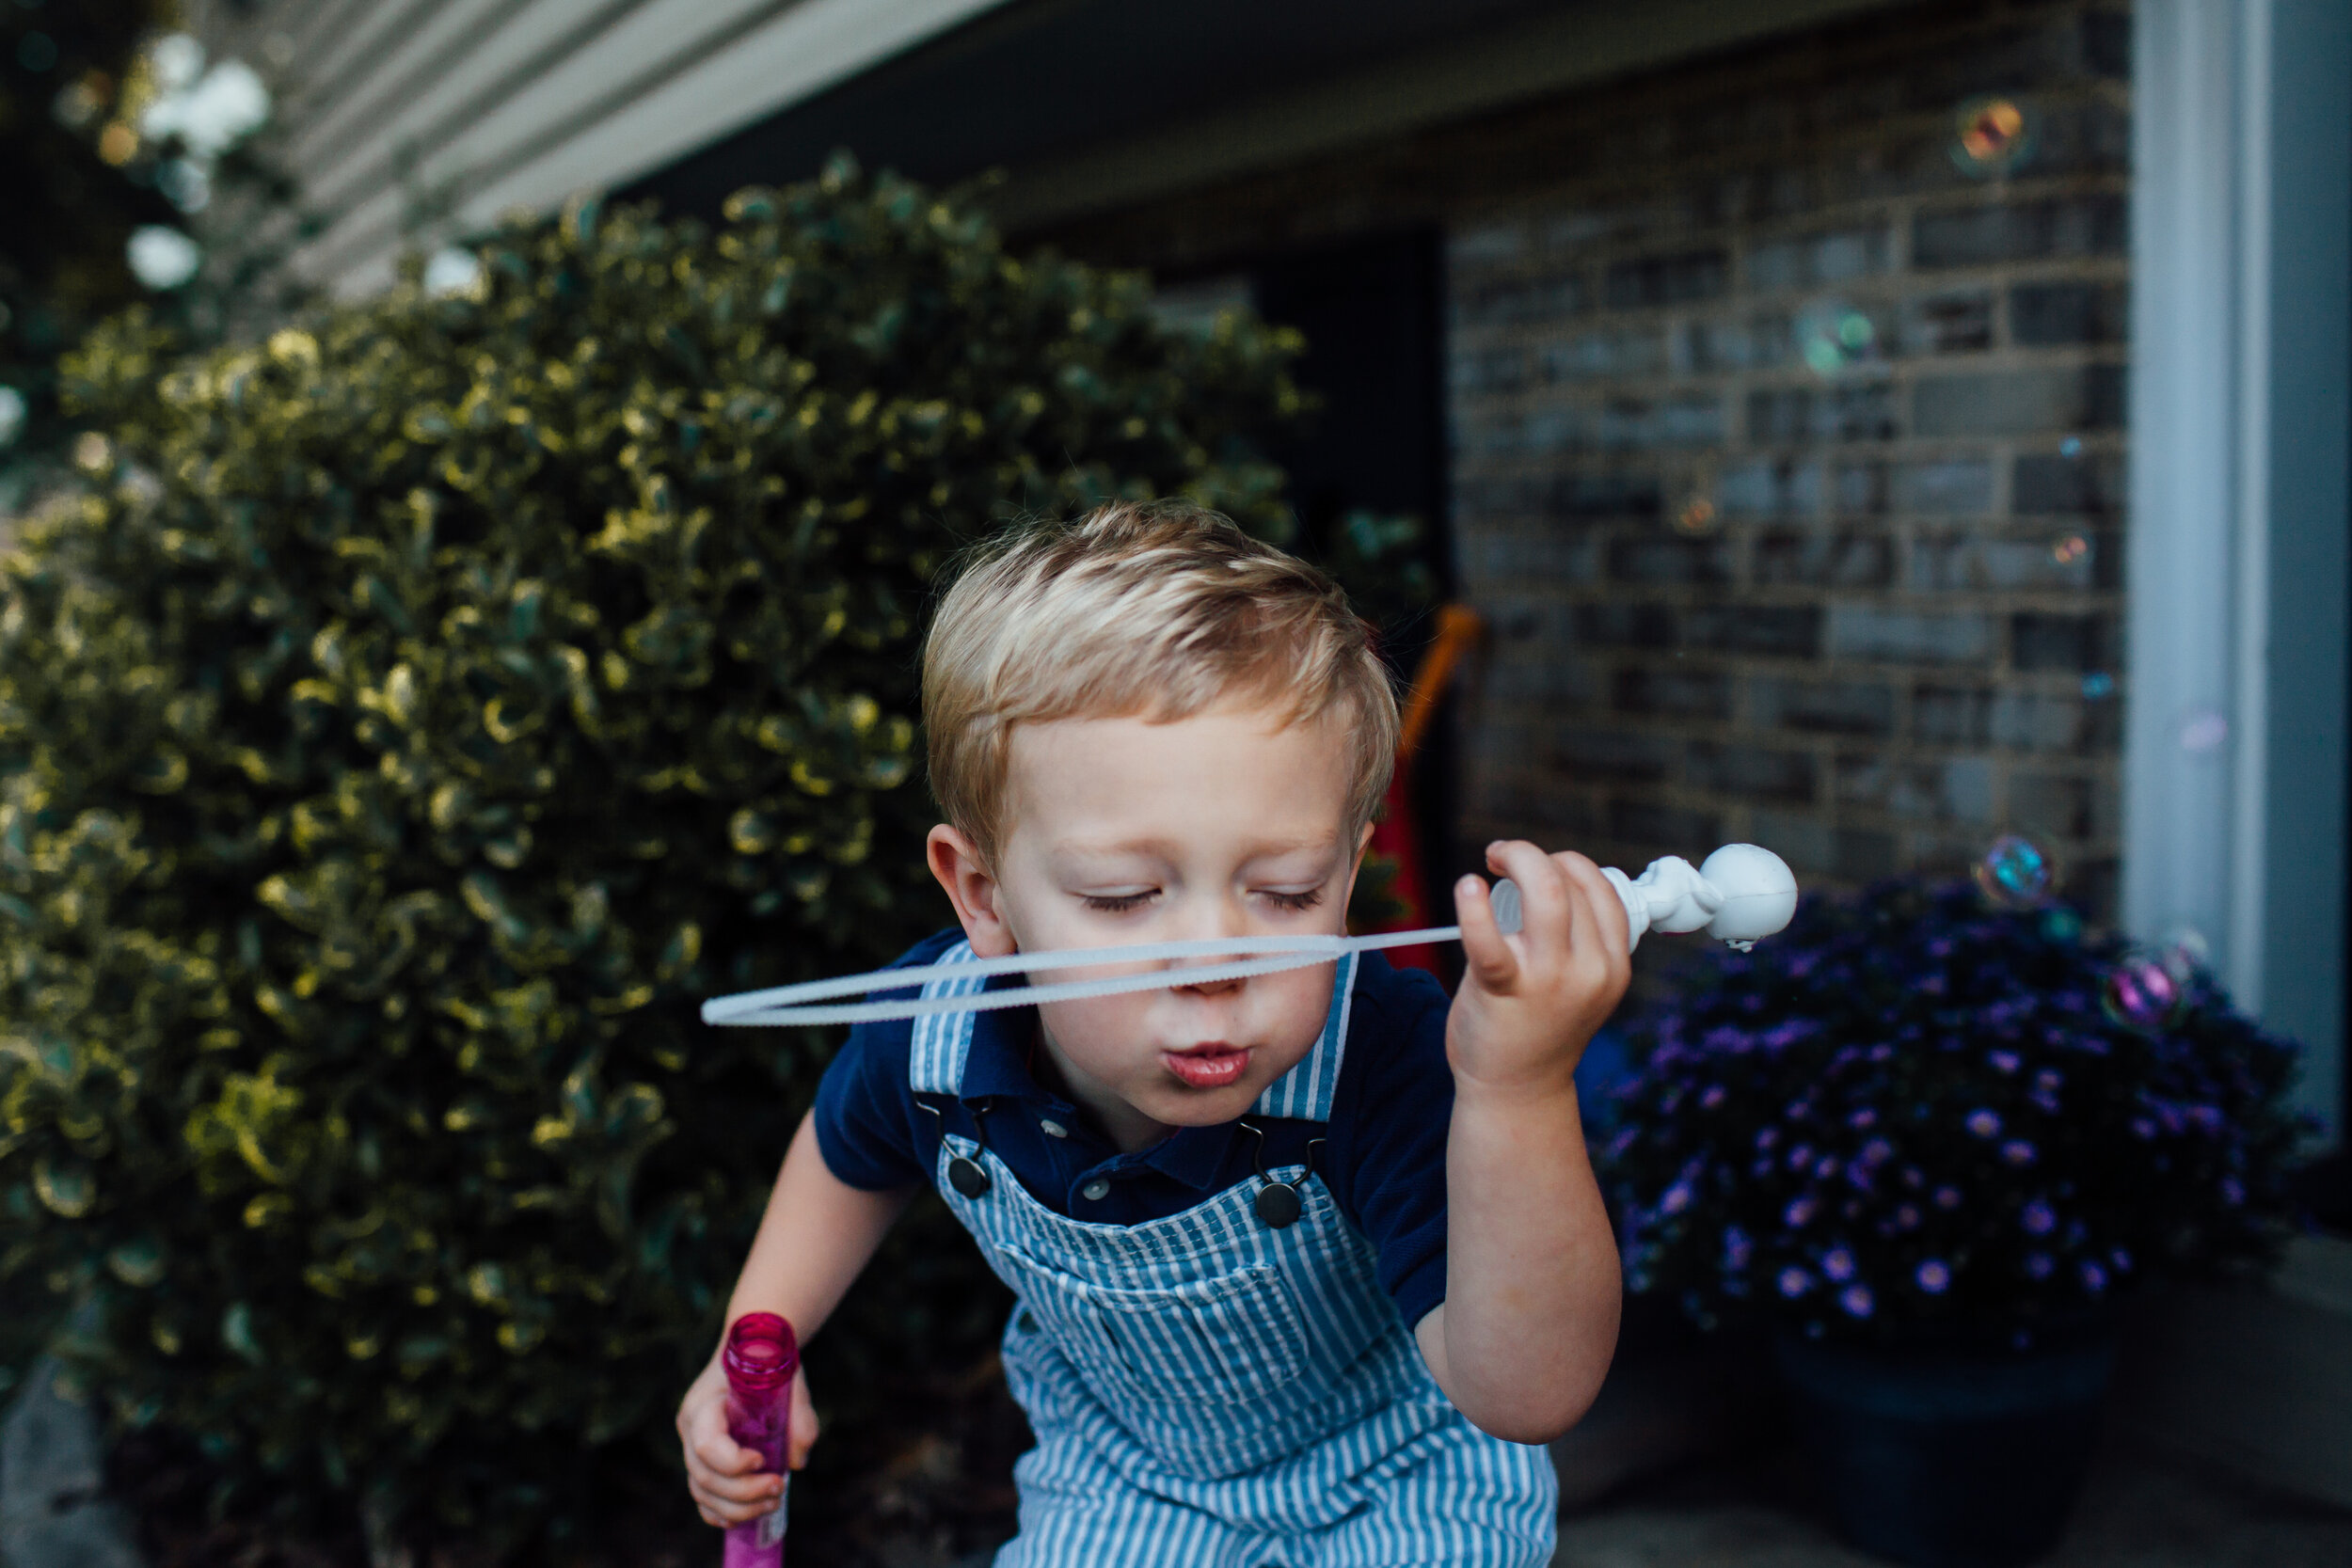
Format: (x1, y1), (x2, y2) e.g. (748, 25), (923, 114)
(911, 944), (1557, 1567)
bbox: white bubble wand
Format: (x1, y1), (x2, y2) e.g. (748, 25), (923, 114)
(701, 844), (1798, 1028)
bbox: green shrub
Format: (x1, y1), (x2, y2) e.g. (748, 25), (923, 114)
(0, 158), (1303, 1555)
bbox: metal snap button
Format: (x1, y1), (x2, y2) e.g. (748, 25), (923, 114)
(1039, 1117), (1069, 1138)
(947, 1156), (991, 1197)
(1080, 1179), (1110, 1201)
(1254, 1182), (1302, 1228)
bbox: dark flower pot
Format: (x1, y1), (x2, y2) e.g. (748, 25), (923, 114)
(1773, 1328), (2114, 1568)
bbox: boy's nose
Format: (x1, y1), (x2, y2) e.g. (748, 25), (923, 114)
(1166, 904), (1252, 996)
(1173, 969), (1246, 998)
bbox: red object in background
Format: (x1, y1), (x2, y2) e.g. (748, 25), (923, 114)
(1359, 607), (1483, 978)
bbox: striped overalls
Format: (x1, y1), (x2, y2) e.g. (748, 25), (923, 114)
(912, 944), (1557, 1567)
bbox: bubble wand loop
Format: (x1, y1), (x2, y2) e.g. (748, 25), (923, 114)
(703, 845), (1797, 1029)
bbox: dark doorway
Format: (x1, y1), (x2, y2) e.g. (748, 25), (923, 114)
(1240, 229), (1464, 917)
(1249, 230), (1448, 588)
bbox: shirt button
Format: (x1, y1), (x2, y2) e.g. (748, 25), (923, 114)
(1040, 1118), (1069, 1138)
(1080, 1179), (1111, 1201)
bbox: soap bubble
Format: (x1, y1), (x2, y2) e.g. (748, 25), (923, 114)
(1667, 467), (1718, 535)
(1951, 94), (2037, 178)
(2081, 672), (2115, 700)
(2156, 926), (2209, 983)
(1796, 297), (1877, 377)
(0, 386), (24, 449)
(2180, 710), (2230, 753)
(1975, 834), (2055, 910)
(2051, 534), (2088, 565)
(2104, 951), (2186, 1032)
(126, 225), (201, 291)
(2059, 436), (2083, 458)
(423, 246), (485, 298)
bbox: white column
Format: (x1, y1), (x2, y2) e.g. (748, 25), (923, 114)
(2128, 0), (2349, 1142)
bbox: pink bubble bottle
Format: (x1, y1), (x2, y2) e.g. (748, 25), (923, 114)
(722, 1311), (799, 1568)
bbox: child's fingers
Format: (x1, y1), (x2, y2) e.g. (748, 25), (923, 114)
(691, 1476), (777, 1523)
(688, 1409), (785, 1509)
(693, 1447), (782, 1497)
(1453, 874), (1518, 992)
(689, 1399), (760, 1479)
(1555, 852), (1631, 962)
(1486, 839), (1573, 955)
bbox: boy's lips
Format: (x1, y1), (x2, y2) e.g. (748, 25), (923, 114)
(1161, 1044), (1251, 1089)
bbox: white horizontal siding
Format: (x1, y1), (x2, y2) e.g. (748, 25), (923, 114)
(199, 0), (1012, 294)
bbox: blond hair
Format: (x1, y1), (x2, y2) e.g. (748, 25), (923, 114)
(924, 500), (1399, 863)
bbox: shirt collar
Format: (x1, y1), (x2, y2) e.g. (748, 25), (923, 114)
(952, 977), (1238, 1191)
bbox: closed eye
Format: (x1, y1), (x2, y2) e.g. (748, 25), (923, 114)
(1079, 890), (1157, 913)
(1261, 886), (1327, 912)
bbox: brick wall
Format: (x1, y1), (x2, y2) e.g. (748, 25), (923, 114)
(1041, 0), (2132, 919)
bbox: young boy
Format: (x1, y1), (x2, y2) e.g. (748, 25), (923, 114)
(677, 502), (1629, 1565)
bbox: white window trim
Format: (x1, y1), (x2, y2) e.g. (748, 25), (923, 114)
(2129, 0), (2350, 1143)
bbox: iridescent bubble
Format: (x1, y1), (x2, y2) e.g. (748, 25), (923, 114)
(2157, 926), (2209, 984)
(1795, 297), (1877, 378)
(2103, 950), (2187, 1032)
(2081, 672), (2116, 700)
(2059, 436), (2084, 458)
(1667, 467), (1718, 535)
(2041, 905), (2084, 943)
(1975, 833), (2055, 910)
(2051, 534), (2089, 565)
(1951, 94), (2037, 178)
(2180, 710), (2230, 752)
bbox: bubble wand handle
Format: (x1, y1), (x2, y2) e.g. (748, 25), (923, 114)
(1595, 843), (1799, 954)
(701, 844), (1797, 1028)
(721, 1313), (797, 1568)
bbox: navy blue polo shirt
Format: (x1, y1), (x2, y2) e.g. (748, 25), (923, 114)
(813, 928), (1458, 1329)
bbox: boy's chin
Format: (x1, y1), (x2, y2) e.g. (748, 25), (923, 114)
(1139, 1086), (1260, 1127)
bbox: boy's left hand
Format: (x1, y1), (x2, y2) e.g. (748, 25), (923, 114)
(1446, 841), (1631, 1096)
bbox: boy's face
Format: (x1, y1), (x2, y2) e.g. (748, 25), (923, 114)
(928, 700), (1369, 1152)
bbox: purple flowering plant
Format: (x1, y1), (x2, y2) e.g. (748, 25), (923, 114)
(1602, 879), (2309, 1345)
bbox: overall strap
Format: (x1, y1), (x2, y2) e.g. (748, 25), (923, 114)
(907, 941), (985, 1094)
(1249, 951), (1359, 1123)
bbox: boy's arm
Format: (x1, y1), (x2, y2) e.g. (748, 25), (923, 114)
(678, 1110), (916, 1528)
(1414, 840), (1629, 1445)
(724, 1109), (914, 1329)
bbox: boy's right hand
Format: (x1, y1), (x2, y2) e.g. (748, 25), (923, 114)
(677, 1354), (819, 1528)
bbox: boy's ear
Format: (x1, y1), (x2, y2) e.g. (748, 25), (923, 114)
(927, 824), (1019, 958)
